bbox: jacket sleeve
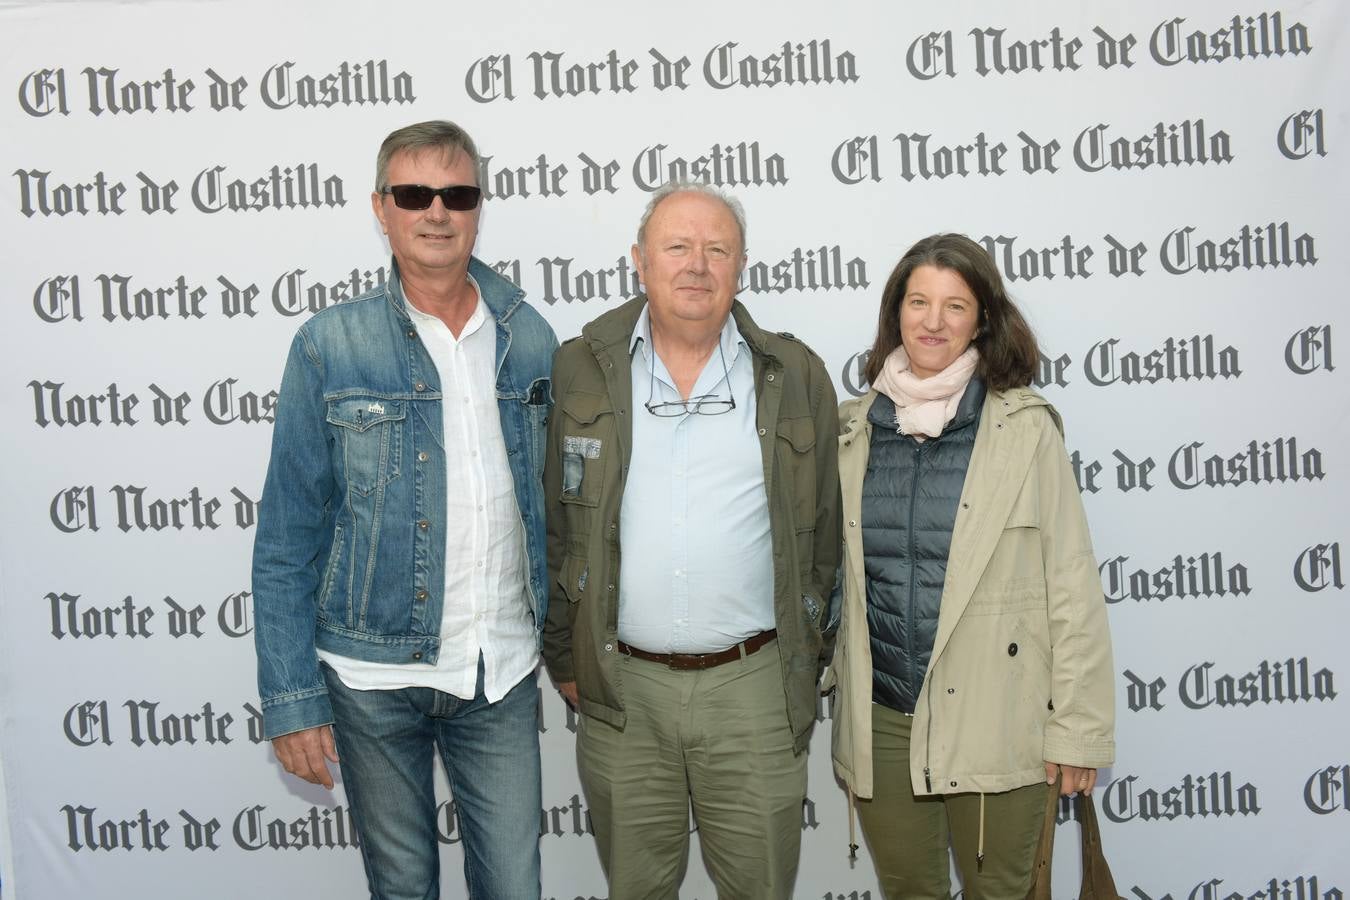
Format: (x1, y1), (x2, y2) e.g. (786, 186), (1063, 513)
(541, 344), (574, 683)
(1036, 412), (1116, 768)
(251, 328), (337, 740)
(808, 353), (843, 667)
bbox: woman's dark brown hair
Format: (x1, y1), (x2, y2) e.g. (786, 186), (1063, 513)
(864, 233), (1040, 391)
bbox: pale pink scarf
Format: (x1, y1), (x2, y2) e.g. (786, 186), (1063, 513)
(870, 345), (979, 439)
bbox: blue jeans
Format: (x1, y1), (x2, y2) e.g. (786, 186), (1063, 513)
(322, 661), (542, 900)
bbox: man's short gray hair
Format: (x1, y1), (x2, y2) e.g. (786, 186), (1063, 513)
(374, 120), (481, 191)
(634, 181), (747, 256)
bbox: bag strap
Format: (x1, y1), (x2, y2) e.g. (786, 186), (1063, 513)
(1024, 774), (1061, 900)
(1078, 791), (1121, 897)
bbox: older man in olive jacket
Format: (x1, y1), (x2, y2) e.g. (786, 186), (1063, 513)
(542, 182), (840, 899)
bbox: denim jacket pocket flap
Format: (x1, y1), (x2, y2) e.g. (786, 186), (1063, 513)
(326, 397), (407, 432)
(777, 416), (817, 452)
(561, 390), (611, 426)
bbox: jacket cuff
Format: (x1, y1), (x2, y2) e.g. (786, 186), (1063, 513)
(261, 688), (335, 741)
(1043, 733), (1115, 769)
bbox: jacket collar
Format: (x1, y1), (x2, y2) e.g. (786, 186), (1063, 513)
(385, 256), (526, 324)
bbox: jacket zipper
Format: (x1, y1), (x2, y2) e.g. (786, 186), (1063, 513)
(906, 439), (921, 714)
(907, 434), (934, 793)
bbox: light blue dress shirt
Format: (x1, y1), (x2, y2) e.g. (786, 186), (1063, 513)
(617, 305), (776, 653)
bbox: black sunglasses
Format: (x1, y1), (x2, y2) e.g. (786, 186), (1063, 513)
(381, 184), (482, 211)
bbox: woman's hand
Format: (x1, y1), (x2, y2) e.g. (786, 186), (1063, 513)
(1045, 761), (1097, 796)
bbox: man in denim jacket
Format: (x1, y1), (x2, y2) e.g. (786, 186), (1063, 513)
(252, 120), (556, 899)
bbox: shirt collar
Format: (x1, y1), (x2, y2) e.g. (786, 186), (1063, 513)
(628, 302), (745, 366)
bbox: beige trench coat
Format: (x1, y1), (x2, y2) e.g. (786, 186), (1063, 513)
(825, 386), (1115, 799)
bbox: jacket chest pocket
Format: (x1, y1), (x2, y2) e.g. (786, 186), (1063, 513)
(776, 416), (818, 534)
(559, 391), (613, 508)
(327, 396), (406, 496)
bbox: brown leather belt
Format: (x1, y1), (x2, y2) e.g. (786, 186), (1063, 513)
(617, 629), (777, 671)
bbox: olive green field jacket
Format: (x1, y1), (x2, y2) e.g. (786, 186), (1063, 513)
(542, 297), (841, 753)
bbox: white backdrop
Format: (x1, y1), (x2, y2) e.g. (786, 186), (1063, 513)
(1, 1), (1347, 898)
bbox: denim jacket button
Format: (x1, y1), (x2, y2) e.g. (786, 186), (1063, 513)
(415, 590), (428, 601)
(417, 451), (429, 462)
(412, 652), (423, 661)
(417, 520), (430, 530)
(414, 382), (426, 392)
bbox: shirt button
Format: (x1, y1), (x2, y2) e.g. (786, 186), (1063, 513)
(477, 561), (484, 568)
(417, 520), (430, 530)
(462, 396), (470, 403)
(1008, 643), (1019, 657)
(414, 382), (426, 392)
(418, 451), (429, 462)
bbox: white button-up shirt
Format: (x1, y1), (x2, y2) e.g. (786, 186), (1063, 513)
(320, 277), (537, 701)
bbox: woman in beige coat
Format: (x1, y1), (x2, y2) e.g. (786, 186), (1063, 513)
(825, 233), (1114, 899)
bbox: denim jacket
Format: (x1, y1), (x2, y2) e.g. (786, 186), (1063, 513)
(252, 257), (557, 739)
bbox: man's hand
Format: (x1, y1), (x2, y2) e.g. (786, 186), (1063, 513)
(557, 681), (579, 709)
(1045, 761), (1097, 796)
(273, 725), (339, 789)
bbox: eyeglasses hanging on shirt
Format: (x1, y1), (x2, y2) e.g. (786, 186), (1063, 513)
(643, 339), (737, 417)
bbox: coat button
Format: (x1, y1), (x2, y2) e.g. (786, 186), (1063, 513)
(1008, 643), (1019, 656)
(947, 688), (955, 695)
(950, 781), (958, 788)
(604, 642), (613, 652)
(758, 427), (766, 436)
(767, 373), (775, 382)
(848, 519), (857, 527)
(1047, 700), (1055, 711)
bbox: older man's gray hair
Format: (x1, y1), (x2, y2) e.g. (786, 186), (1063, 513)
(634, 181), (748, 256)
